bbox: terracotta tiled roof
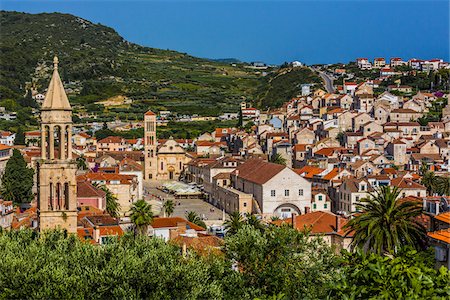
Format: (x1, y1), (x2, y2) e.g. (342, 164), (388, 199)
(77, 172), (135, 185)
(151, 217), (205, 231)
(293, 144), (309, 151)
(391, 108), (418, 113)
(99, 225), (124, 237)
(435, 212), (450, 224)
(119, 158), (143, 172)
(322, 168), (340, 181)
(85, 215), (119, 226)
(77, 181), (106, 198)
(272, 211), (352, 236)
(428, 228), (450, 244)
(145, 110), (156, 116)
(390, 177), (426, 190)
(315, 147), (344, 157)
(212, 172), (231, 180)
(171, 234), (223, 254)
(98, 136), (124, 144)
(294, 166), (324, 179)
(231, 159), (285, 185)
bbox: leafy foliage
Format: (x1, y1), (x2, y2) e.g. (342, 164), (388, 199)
(163, 199), (175, 217)
(0, 149), (34, 204)
(329, 247), (450, 299)
(270, 153), (287, 166)
(94, 184), (121, 218)
(0, 230), (234, 299)
(345, 186), (427, 254)
(224, 211), (245, 235)
(186, 211), (206, 229)
(256, 67), (323, 109)
(225, 225), (339, 299)
(130, 199), (154, 235)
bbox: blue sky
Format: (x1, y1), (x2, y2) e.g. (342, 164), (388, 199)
(1, 0), (448, 64)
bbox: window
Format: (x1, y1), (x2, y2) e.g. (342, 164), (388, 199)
(161, 162), (164, 170)
(299, 189), (304, 196)
(285, 189), (289, 196)
(271, 190), (276, 197)
(356, 196), (359, 202)
(324, 203), (328, 209)
(243, 202), (247, 207)
(149, 174), (153, 179)
(318, 195), (323, 201)
(313, 203), (317, 209)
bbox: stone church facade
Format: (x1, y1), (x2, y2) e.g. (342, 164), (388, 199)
(143, 110), (191, 181)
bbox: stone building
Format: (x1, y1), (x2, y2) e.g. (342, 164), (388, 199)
(144, 110), (191, 181)
(37, 57), (77, 233)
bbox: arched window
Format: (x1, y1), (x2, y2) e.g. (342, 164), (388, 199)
(66, 125), (71, 159)
(64, 183), (69, 210)
(45, 125), (51, 159)
(56, 183), (62, 210)
(49, 182), (54, 210)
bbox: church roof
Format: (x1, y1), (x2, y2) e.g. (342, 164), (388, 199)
(42, 56), (72, 111)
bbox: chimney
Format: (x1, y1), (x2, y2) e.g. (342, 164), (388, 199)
(291, 213), (296, 229)
(335, 215), (343, 233)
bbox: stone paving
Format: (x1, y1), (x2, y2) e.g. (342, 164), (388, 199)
(143, 180), (226, 223)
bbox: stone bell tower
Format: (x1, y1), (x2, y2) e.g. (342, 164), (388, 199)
(37, 56), (77, 233)
(144, 110), (158, 180)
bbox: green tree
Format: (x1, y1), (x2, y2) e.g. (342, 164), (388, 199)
(225, 225), (339, 299)
(336, 131), (345, 146)
(14, 127), (25, 145)
(76, 155), (88, 170)
(0, 229), (236, 299)
(130, 199), (154, 235)
(237, 107), (243, 128)
(244, 213), (265, 233)
(421, 171), (436, 195)
(0, 149), (34, 204)
(329, 247), (450, 299)
(94, 184), (121, 218)
(270, 153), (286, 166)
(163, 199), (175, 217)
(345, 186), (426, 254)
(224, 211), (245, 235)
(435, 176), (450, 196)
(186, 211), (206, 229)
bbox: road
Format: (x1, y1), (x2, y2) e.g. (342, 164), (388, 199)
(310, 66), (335, 93)
(318, 71), (335, 93)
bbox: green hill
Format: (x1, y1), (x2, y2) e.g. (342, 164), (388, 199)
(0, 10), (322, 122)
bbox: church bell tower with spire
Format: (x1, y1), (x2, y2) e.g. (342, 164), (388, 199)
(37, 56), (77, 233)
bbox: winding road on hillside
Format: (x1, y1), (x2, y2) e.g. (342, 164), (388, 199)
(310, 67), (335, 93)
(318, 71), (335, 93)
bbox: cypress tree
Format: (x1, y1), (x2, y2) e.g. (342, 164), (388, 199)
(14, 127), (25, 145)
(0, 149), (34, 204)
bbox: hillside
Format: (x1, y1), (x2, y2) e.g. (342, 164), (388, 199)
(0, 11), (322, 121)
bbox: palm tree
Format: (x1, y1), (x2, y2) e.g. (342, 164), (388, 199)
(224, 211), (245, 235)
(245, 213), (265, 232)
(102, 187), (121, 218)
(345, 186), (426, 255)
(186, 211), (206, 229)
(130, 199), (154, 235)
(270, 153), (286, 166)
(76, 155), (88, 171)
(93, 183), (121, 218)
(435, 176), (450, 196)
(163, 199), (175, 217)
(421, 171), (436, 195)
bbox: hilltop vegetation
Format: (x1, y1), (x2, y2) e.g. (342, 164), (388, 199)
(0, 11), (322, 119)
